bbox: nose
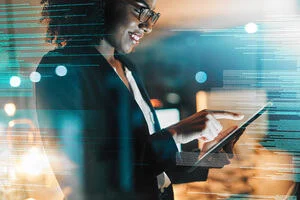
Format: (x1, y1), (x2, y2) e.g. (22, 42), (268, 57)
(139, 20), (153, 34)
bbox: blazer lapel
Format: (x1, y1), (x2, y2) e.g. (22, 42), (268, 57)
(115, 53), (161, 132)
(82, 47), (161, 131)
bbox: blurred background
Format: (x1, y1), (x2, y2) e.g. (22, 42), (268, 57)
(0, 0), (300, 199)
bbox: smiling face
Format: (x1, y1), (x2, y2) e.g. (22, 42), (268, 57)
(104, 0), (158, 54)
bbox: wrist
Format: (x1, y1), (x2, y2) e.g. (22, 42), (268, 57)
(167, 127), (177, 136)
(166, 127), (181, 144)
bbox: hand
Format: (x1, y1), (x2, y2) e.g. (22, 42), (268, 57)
(222, 127), (245, 159)
(167, 110), (244, 144)
(198, 126), (245, 168)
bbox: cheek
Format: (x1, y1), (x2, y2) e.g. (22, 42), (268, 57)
(118, 20), (140, 52)
(109, 14), (135, 39)
(104, 7), (140, 53)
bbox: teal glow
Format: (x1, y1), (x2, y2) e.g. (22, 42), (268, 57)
(195, 71), (208, 83)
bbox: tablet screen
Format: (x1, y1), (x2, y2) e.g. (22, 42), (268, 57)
(188, 102), (273, 172)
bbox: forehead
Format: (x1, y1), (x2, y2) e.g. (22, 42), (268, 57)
(137, 0), (157, 9)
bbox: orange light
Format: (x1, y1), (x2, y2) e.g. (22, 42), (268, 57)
(150, 99), (163, 108)
(196, 91), (207, 112)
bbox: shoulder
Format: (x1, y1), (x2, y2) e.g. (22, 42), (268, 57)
(36, 47), (85, 88)
(37, 48), (72, 73)
(37, 46), (96, 75)
(38, 45), (100, 66)
(38, 48), (63, 65)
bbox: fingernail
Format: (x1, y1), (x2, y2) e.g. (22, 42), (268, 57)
(235, 115), (244, 120)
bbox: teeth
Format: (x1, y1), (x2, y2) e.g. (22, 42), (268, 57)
(130, 33), (141, 41)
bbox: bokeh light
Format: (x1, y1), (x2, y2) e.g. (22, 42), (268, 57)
(55, 65), (67, 76)
(195, 71), (208, 83)
(150, 99), (163, 108)
(4, 103), (16, 116)
(29, 71), (41, 83)
(20, 147), (46, 176)
(166, 93), (181, 104)
(245, 22), (258, 34)
(8, 121), (15, 127)
(9, 76), (21, 87)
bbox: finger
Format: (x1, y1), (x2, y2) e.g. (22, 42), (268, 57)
(229, 127), (246, 147)
(199, 136), (208, 141)
(223, 141), (234, 158)
(219, 150), (231, 165)
(204, 120), (220, 140)
(214, 126), (238, 142)
(201, 128), (217, 143)
(209, 111), (244, 120)
(206, 114), (223, 135)
(235, 127), (246, 138)
(201, 128), (215, 142)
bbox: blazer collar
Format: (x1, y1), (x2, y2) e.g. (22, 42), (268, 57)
(115, 52), (161, 131)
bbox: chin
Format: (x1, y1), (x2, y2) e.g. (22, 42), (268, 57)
(117, 46), (134, 54)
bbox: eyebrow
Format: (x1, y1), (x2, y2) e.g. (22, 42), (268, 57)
(136, 0), (153, 9)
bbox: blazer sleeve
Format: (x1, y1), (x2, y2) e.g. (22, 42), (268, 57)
(149, 129), (209, 184)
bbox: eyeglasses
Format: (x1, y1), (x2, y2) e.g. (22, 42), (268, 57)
(135, 7), (160, 25)
(123, 0), (160, 25)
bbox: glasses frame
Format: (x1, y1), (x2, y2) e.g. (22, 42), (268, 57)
(122, 0), (160, 25)
(136, 7), (160, 25)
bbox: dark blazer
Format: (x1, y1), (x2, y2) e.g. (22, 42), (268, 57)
(35, 44), (208, 200)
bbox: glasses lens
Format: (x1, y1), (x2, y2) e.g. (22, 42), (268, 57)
(151, 13), (160, 24)
(139, 9), (152, 22)
(139, 8), (160, 25)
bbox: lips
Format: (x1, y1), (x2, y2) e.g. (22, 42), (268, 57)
(129, 32), (143, 45)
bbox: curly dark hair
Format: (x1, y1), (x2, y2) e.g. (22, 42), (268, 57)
(40, 0), (106, 46)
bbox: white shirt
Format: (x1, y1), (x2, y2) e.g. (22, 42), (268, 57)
(113, 66), (171, 192)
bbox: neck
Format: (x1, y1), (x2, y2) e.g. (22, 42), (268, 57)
(95, 38), (116, 63)
(95, 38), (124, 71)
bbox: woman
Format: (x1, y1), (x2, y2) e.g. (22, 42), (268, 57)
(36, 0), (244, 199)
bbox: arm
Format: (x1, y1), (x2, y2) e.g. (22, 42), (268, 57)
(150, 110), (243, 183)
(149, 129), (209, 184)
(118, 55), (243, 182)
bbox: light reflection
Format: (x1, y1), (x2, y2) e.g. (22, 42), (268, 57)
(55, 65), (67, 76)
(4, 103), (16, 117)
(150, 99), (163, 108)
(166, 93), (181, 104)
(4, 118), (66, 199)
(9, 76), (21, 87)
(30, 71), (41, 83)
(19, 147), (46, 177)
(245, 22), (258, 34)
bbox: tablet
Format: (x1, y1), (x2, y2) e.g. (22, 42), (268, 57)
(188, 101), (273, 172)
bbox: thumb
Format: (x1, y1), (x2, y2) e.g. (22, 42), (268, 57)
(215, 126), (237, 143)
